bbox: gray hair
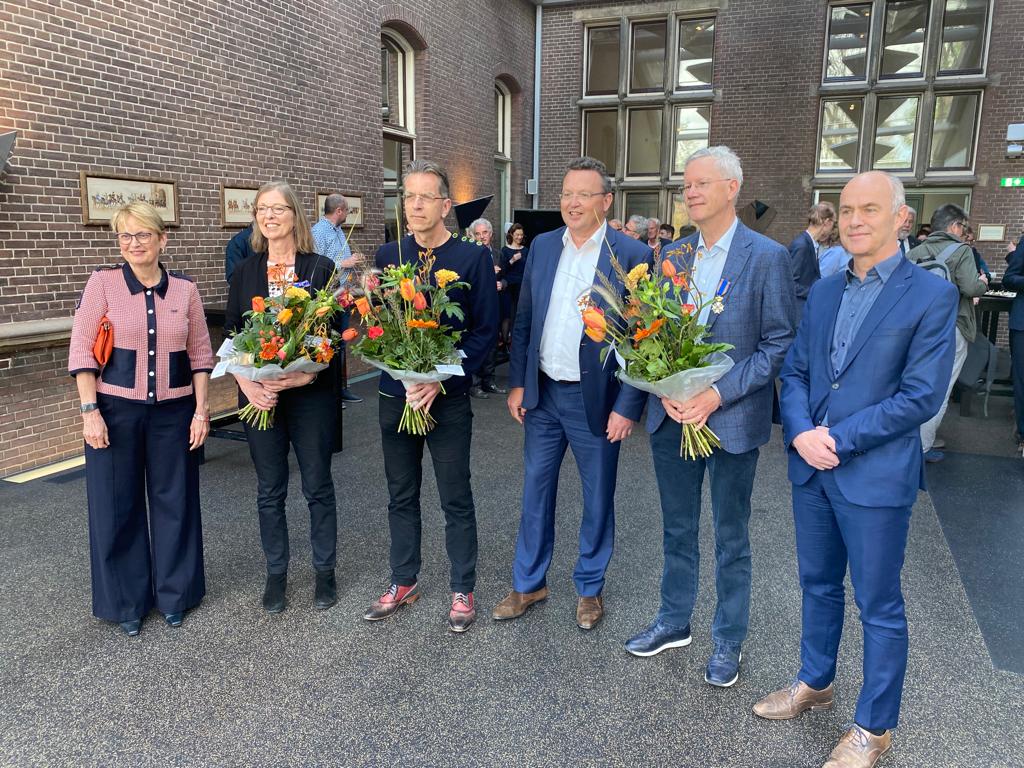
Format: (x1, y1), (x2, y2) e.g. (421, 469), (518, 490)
(627, 214), (647, 230)
(906, 205), (917, 217)
(323, 193), (347, 216)
(402, 159), (451, 199)
(468, 218), (493, 235)
(647, 217), (661, 228)
(931, 203), (968, 233)
(565, 156), (613, 194)
(684, 145), (744, 191)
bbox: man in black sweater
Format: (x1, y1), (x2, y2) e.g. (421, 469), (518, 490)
(363, 159), (499, 633)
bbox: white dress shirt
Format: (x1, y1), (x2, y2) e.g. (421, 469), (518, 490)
(693, 216), (738, 325)
(539, 222), (607, 381)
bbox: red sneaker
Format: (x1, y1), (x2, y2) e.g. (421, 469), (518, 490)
(448, 592), (476, 633)
(363, 583), (420, 621)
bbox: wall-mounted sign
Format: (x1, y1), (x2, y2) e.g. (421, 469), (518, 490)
(999, 177), (1024, 187)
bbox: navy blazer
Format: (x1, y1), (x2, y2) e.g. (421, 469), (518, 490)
(647, 221), (798, 454)
(508, 225), (652, 436)
(780, 257), (958, 508)
(1003, 239), (1024, 332)
(787, 230), (820, 305)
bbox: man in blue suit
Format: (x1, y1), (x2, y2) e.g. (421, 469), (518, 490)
(492, 157), (652, 630)
(623, 146), (797, 687)
(1003, 236), (1024, 453)
(753, 171), (957, 768)
(787, 202), (835, 312)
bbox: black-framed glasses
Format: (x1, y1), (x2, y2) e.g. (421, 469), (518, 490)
(116, 232), (155, 244)
(255, 204), (293, 216)
(401, 193), (446, 204)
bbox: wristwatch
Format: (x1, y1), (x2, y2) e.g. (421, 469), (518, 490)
(80, 403), (99, 413)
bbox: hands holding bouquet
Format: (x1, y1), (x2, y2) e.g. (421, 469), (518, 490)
(582, 235), (735, 459)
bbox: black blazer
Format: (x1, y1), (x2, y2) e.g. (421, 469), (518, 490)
(225, 250), (339, 396)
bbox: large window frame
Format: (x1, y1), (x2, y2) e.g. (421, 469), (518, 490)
(815, 0), (991, 182)
(494, 81), (513, 230)
(382, 28), (417, 242)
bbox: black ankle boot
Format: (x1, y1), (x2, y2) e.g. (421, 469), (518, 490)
(263, 572), (287, 613)
(314, 569), (337, 610)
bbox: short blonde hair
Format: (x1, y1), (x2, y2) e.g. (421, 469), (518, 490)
(110, 201), (166, 235)
(249, 180), (315, 254)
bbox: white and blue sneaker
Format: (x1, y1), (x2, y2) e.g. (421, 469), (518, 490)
(624, 619), (692, 657)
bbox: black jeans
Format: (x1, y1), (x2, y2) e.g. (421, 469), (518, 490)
(1012, 329), (1024, 440)
(379, 392), (477, 592)
(244, 385), (338, 574)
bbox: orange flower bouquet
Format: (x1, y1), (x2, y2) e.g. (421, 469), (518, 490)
(349, 250), (469, 435)
(212, 279), (344, 429)
(583, 241), (735, 459)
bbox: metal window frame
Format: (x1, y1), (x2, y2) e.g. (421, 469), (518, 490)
(822, 2), (874, 84)
(816, 96), (867, 175)
(870, 92), (923, 172)
(627, 18), (670, 95)
(674, 16), (716, 92)
(935, 0), (993, 77)
(582, 23), (621, 97)
(925, 89), (984, 173)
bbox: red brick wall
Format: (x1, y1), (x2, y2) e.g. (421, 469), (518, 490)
(0, 0), (536, 475)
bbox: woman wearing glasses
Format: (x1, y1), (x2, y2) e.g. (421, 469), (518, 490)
(68, 201), (215, 637)
(225, 180), (340, 615)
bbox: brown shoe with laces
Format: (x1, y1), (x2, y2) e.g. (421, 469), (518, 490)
(576, 595), (604, 630)
(822, 725), (892, 768)
(753, 680), (834, 720)
(363, 583), (420, 621)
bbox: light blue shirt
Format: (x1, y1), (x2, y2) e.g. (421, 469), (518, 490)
(311, 217), (353, 281)
(539, 222), (606, 381)
(693, 216), (739, 325)
(818, 245), (850, 278)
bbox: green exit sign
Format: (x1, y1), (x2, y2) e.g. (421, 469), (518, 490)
(1001, 177), (1024, 187)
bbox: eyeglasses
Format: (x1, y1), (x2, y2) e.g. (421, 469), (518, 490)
(401, 193), (447, 204)
(116, 232), (155, 244)
(558, 191), (608, 202)
(682, 178), (734, 193)
(255, 204), (292, 216)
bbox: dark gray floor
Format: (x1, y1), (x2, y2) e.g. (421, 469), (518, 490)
(2, 375), (1023, 767)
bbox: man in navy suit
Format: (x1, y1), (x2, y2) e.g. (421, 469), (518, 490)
(623, 146), (797, 687)
(787, 202), (836, 313)
(1004, 236), (1024, 452)
(753, 171), (957, 768)
(492, 157), (652, 630)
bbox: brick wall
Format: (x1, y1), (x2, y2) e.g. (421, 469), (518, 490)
(0, 0), (536, 475)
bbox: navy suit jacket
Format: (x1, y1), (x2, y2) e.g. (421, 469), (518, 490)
(780, 257), (958, 508)
(787, 231), (820, 306)
(508, 225), (652, 436)
(646, 221), (798, 453)
(1003, 239), (1024, 332)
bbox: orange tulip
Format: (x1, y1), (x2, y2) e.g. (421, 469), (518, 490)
(661, 260), (677, 278)
(412, 292), (428, 311)
(315, 305), (331, 317)
(355, 297), (371, 317)
(582, 306), (607, 343)
(341, 328), (359, 342)
(251, 296), (266, 313)
(399, 278), (416, 302)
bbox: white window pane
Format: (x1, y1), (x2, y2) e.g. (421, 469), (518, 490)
(930, 93), (979, 169)
(819, 100), (863, 172)
(873, 96), (919, 170)
(677, 19), (714, 89)
(624, 191), (661, 221)
(939, 0), (988, 74)
(630, 21), (666, 92)
(881, 0), (928, 78)
(587, 26), (619, 95)
(584, 110), (618, 176)
(627, 108), (663, 176)
(672, 106), (710, 175)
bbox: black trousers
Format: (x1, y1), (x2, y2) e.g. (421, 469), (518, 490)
(86, 395), (205, 622)
(1012, 329), (1024, 440)
(379, 393), (477, 592)
(244, 385), (337, 574)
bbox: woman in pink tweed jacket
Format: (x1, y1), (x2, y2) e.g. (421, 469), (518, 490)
(68, 201), (215, 637)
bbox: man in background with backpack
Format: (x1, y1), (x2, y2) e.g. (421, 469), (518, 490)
(907, 204), (988, 462)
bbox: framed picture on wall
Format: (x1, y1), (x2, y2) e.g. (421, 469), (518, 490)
(220, 183), (258, 228)
(315, 192), (363, 229)
(79, 172), (180, 226)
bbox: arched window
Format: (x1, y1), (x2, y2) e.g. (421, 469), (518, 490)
(494, 81), (512, 231)
(382, 28), (416, 242)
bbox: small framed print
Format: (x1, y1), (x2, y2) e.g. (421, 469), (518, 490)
(315, 192), (363, 229)
(80, 172), (179, 226)
(220, 184), (258, 228)
(976, 224), (1006, 242)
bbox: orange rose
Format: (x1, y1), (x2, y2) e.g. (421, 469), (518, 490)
(251, 296), (266, 313)
(341, 328), (359, 342)
(355, 297), (371, 317)
(277, 308), (293, 325)
(399, 278), (416, 302)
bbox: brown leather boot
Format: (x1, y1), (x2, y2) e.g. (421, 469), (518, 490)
(753, 680), (834, 720)
(491, 587), (549, 620)
(576, 595), (604, 630)
(822, 725), (892, 767)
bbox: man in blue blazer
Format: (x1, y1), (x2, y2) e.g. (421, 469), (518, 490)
(787, 202), (835, 313)
(492, 157), (652, 630)
(623, 147), (798, 688)
(754, 171), (957, 768)
(1004, 237), (1024, 452)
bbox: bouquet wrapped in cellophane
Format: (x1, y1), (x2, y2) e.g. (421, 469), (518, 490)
(349, 248), (468, 435)
(212, 279), (344, 429)
(581, 239), (735, 459)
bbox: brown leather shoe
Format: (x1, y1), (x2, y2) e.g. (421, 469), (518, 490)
(491, 587), (549, 620)
(753, 680), (834, 720)
(822, 725), (892, 767)
(576, 595), (604, 630)
(363, 583), (420, 621)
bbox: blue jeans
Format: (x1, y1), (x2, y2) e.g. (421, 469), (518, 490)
(650, 419), (759, 644)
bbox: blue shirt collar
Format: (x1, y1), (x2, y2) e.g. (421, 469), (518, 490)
(697, 215), (739, 256)
(844, 251), (902, 284)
